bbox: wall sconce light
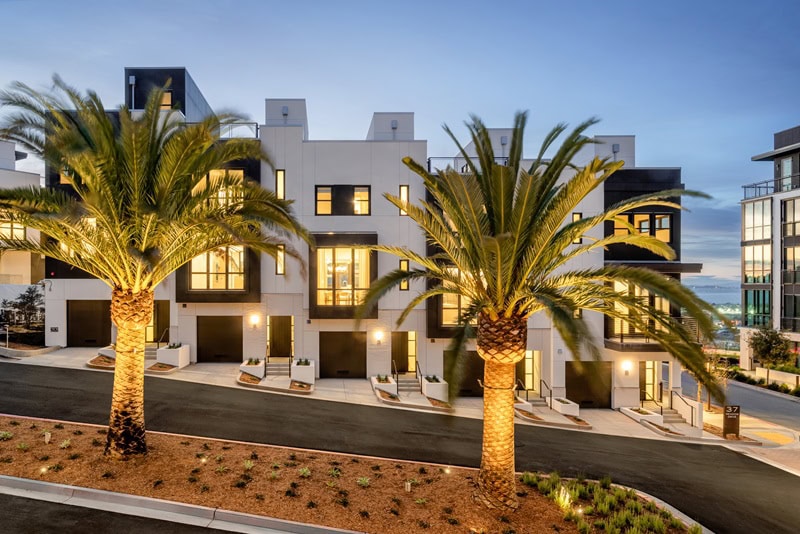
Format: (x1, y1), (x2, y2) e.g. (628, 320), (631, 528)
(249, 314), (260, 329)
(374, 330), (384, 345)
(621, 360), (633, 376)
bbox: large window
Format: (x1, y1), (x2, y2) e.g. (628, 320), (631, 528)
(743, 244), (771, 283)
(190, 246), (245, 290)
(315, 185), (371, 216)
(744, 289), (771, 327)
(609, 281), (670, 338)
(744, 199), (772, 240)
(441, 268), (474, 327)
(0, 220), (25, 240)
(781, 198), (800, 237)
(614, 213), (672, 243)
(316, 247), (370, 306)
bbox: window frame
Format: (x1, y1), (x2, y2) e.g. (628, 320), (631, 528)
(189, 246), (246, 291)
(276, 244), (285, 276)
(315, 185), (371, 216)
(275, 169), (285, 200)
(0, 219), (25, 241)
(399, 259), (409, 290)
(399, 184), (409, 216)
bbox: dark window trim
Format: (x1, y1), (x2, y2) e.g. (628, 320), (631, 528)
(315, 185), (371, 216)
(399, 259), (409, 290)
(309, 233), (378, 319)
(176, 248), (261, 303)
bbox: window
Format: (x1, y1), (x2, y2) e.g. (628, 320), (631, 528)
(399, 259), (409, 290)
(654, 214), (671, 242)
(161, 91), (173, 110)
(275, 169), (285, 200)
(743, 244), (771, 283)
(613, 215), (630, 237)
(781, 199), (799, 237)
(399, 185), (409, 216)
(610, 281), (670, 338)
(205, 169), (244, 208)
(571, 212), (582, 244)
(782, 157), (793, 191)
(0, 220), (25, 240)
(276, 245), (285, 275)
(614, 213), (672, 242)
(59, 166), (72, 185)
(441, 268), (474, 326)
(743, 199), (772, 240)
(190, 246), (245, 290)
(744, 289), (771, 326)
(633, 214), (650, 235)
(315, 185), (370, 216)
(316, 246), (370, 306)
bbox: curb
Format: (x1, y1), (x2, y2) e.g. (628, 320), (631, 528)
(0, 475), (358, 534)
(514, 409), (593, 431)
(728, 379), (800, 404)
(0, 345), (61, 358)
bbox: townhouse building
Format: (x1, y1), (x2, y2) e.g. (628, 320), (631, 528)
(740, 124), (800, 369)
(41, 67), (698, 409)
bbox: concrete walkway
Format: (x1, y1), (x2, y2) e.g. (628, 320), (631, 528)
(4, 346), (799, 477)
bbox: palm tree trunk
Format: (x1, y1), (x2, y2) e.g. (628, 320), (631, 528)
(105, 288), (153, 458)
(475, 312), (527, 511)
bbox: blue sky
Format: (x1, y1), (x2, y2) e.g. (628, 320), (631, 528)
(2, 0), (798, 286)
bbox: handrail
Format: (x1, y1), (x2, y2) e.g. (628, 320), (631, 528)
(391, 359), (400, 397)
(670, 390), (696, 427)
(415, 361), (424, 393)
(515, 379), (529, 402)
(539, 379), (553, 410)
(641, 391), (662, 415)
(156, 327), (170, 349)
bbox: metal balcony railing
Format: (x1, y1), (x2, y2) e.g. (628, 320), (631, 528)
(742, 173), (800, 199)
(427, 156), (509, 173)
(185, 121), (260, 139)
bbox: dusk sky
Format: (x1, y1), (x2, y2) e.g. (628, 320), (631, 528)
(2, 0), (798, 288)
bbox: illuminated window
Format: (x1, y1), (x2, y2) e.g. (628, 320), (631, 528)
(353, 187), (370, 215)
(572, 212), (582, 244)
(190, 246), (245, 290)
(441, 268), (474, 326)
(654, 214), (671, 242)
(610, 281), (670, 338)
(633, 213), (650, 234)
(275, 169), (285, 200)
(316, 247), (370, 306)
(276, 245), (285, 275)
(399, 259), (409, 291)
(59, 166), (72, 185)
(399, 185), (409, 215)
(208, 169), (243, 207)
(613, 215), (630, 236)
(316, 186), (332, 215)
(161, 91), (173, 110)
(0, 220), (25, 240)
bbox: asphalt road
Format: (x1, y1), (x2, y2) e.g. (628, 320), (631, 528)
(1, 365), (799, 534)
(680, 371), (800, 431)
(1, 492), (227, 533)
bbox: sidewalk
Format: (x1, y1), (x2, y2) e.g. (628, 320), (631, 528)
(3, 346), (798, 476)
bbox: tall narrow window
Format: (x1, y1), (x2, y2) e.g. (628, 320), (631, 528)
(613, 215), (630, 236)
(353, 186), (370, 215)
(161, 91), (173, 110)
(275, 169), (285, 200)
(571, 212), (582, 244)
(316, 186), (332, 215)
(276, 245), (285, 275)
(782, 157), (793, 191)
(633, 213), (650, 235)
(654, 214), (671, 242)
(399, 185), (409, 216)
(399, 259), (409, 290)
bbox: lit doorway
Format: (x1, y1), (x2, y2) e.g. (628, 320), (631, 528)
(267, 316), (294, 359)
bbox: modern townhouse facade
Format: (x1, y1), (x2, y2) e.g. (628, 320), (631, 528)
(740, 124), (800, 369)
(41, 67), (699, 409)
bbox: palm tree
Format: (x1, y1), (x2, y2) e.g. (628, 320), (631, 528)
(0, 77), (309, 458)
(360, 112), (723, 510)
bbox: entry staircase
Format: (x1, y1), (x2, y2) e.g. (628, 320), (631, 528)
(396, 373), (420, 393)
(642, 400), (688, 425)
(144, 343), (157, 360)
(266, 357), (291, 377)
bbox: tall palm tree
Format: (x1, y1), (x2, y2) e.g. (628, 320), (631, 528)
(360, 112), (723, 510)
(0, 77), (309, 458)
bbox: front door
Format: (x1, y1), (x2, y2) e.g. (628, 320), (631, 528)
(269, 316), (293, 358)
(197, 316), (242, 363)
(639, 360), (660, 402)
(391, 331), (408, 373)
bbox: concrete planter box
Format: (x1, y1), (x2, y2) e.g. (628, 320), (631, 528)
(620, 406), (663, 425)
(156, 345), (190, 369)
(370, 375), (396, 396)
(239, 359), (265, 379)
(756, 367), (800, 387)
(421, 376), (448, 402)
(548, 397), (580, 417)
(98, 346), (116, 359)
(291, 360), (315, 384)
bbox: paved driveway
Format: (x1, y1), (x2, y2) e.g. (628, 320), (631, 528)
(1, 364), (799, 533)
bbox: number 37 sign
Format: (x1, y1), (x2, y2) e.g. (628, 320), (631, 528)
(723, 405), (740, 437)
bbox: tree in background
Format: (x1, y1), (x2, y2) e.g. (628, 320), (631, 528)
(748, 325), (792, 368)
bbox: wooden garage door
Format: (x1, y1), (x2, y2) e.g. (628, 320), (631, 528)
(67, 300), (111, 347)
(565, 361), (612, 408)
(197, 316), (242, 363)
(319, 332), (366, 378)
(444, 350), (484, 397)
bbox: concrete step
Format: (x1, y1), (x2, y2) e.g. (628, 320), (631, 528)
(266, 363), (290, 376)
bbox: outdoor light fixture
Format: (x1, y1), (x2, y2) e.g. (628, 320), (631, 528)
(374, 330), (384, 345)
(621, 360), (633, 376)
(249, 314), (260, 329)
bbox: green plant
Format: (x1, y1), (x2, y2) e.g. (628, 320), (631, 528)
(599, 475), (612, 489)
(688, 525), (703, 534)
(53, 424), (64, 429)
(296, 358), (310, 365)
(0, 431), (12, 441)
(325, 480), (337, 488)
(298, 467), (311, 478)
(200, 485), (210, 493)
(414, 498), (427, 505)
(67, 453), (81, 460)
(328, 467), (341, 478)
(243, 459), (254, 471)
(447, 518), (459, 525)
(215, 466), (228, 474)
(269, 470), (280, 481)
(407, 478), (420, 486)
(188, 476), (198, 483)
(336, 496), (349, 507)
(357, 476), (370, 487)
(59, 439), (71, 449)
(16, 442), (29, 452)
(215, 454), (224, 463)
(72, 430), (83, 436)
(233, 480), (247, 489)
(48, 463), (64, 472)
(255, 493), (264, 501)
(306, 500), (317, 508)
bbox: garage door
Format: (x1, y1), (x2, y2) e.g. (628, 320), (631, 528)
(444, 350), (484, 397)
(67, 300), (111, 347)
(197, 316), (242, 363)
(565, 361), (612, 408)
(319, 332), (366, 378)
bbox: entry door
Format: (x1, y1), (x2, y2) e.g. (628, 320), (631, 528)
(67, 300), (111, 347)
(145, 300), (170, 343)
(269, 316), (293, 358)
(639, 361), (659, 402)
(197, 316), (242, 362)
(319, 332), (366, 378)
(515, 350), (540, 394)
(391, 331), (408, 373)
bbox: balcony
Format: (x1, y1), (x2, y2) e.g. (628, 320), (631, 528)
(742, 172), (800, 199)
(427, 156), (509, 173)
(604, 316), (701, 352)
(185, 121), (260, 139)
